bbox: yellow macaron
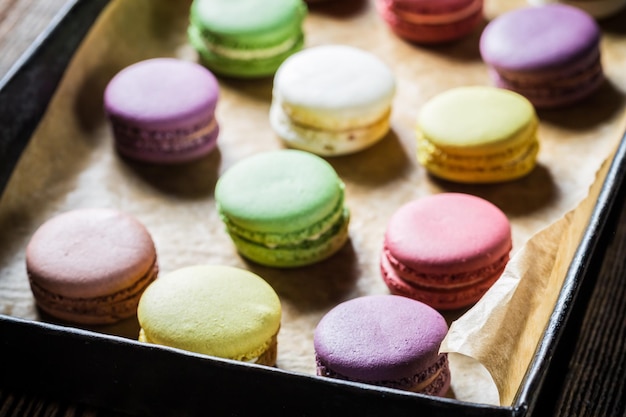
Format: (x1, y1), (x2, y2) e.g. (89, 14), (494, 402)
(416, 86), (539, 183)
(137, 265), (282, 365)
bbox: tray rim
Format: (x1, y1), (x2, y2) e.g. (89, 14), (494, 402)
(0, 0), (623, 415)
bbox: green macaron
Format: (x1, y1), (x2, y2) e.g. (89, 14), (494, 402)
(215, 149), (350, 268)
(188, 0), (307, 78)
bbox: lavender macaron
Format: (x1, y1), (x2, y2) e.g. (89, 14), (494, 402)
(313, 294), (451, 396)
(479, 4), (603, 108)
(104, 58), (220, 164)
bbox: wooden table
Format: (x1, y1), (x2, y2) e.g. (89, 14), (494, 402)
(1, 0), (625, 416)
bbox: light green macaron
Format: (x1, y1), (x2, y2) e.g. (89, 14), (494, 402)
(215, 149), (350, 268)
(188, 0), (307, 78)
(137, 265), (282, 365)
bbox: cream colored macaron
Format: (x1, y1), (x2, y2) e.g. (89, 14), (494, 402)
(270, 44), (396, 156)
(137, 265), (282, 365)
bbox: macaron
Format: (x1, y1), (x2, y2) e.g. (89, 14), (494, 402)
(479, 4), (603, 108)
(376, 0), (484, 44)
(527, 0), (626, 19)
(26, 208), (158, 325)
(269, 45), (396, 156)
(137, 265), (282, 366)
(314, 294), (451, 396)
(187, 0), (307, 79)
(214, 149), (350, 268)
(104, 58), (220, 164)
(416, 86), (539, 183)
(380, 193), (512, 310)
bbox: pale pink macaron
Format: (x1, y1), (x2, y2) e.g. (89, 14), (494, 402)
(26, 208), (159, 325)
(376, 0), (484, 44)
(104, 58), (220, 164)
(380, 193), (512, 310)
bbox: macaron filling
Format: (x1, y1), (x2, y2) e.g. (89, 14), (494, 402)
(189, 25), (304, 61)
(382, 247), (510, 288)
(30, 260), (158, 322)
(386, 0), (483, 25)
(316, 352), (450, 395)
(218, 186), (347, 247)
(490, 49), (604, 105)
(224, 207), (350, 267)
(417, 124), (539, 179)
(270, 101), (391, 156)
(112, 116), (218, 156)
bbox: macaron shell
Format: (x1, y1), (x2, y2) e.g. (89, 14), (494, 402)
(417, 86), (536, 151)
(215, 150), (344, 234)
(480, 5), (600, 72)
(26, 209), (156, 298)
(313, 295), (449, 382)
(137, 265), (281, 362)
(272, 45), (396, 131)
(104, 58), (218, 129)
(383, 193), (511, 274)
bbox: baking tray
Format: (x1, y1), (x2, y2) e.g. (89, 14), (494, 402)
(1, 0), (625, 416)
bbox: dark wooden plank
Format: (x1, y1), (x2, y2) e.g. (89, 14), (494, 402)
(0, 0), (69, 78)
(1, 0), (626, 416)
(552, 204), (626, 417)
(529, 160), (626, 417)
(0, 388), (132, 417)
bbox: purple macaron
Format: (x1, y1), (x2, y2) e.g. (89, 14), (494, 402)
(479, 4), (603, 108)
(313, 294), (451, 396)
(104, 58), (220, 164)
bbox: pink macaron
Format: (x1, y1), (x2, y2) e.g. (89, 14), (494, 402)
(104, 58), (220, 164)
(479, 4), (603, 108)
(380, 193), (512, 310)
(26, 208), (159, 325)
(314, 294), (451, 396)
(376, 0), (484, 44)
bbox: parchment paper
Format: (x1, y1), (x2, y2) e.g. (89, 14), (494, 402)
(1, 0), (625, 407)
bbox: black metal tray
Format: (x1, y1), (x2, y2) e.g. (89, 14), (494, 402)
(1, 1), (625, 416)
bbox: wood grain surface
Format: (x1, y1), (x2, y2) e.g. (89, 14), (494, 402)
(0, 0), (625, 416)
(0, 0), (69, 79)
